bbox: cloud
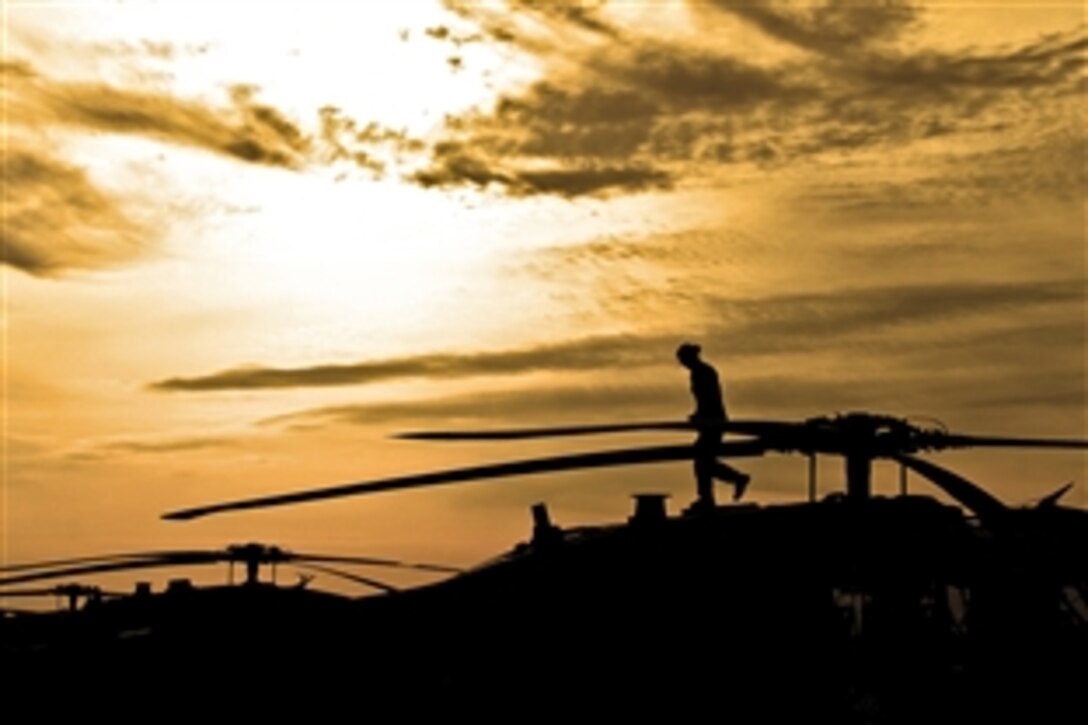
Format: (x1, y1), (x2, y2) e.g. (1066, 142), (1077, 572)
(505, 0), (622, 40)
(150, 333), (662, 392)
(702, 277), (1086, 350)
(1, 58), (317, 276)
(258, 317), (1084, 435)
(151, 276), (1083, 392)
(1, 59), (36, 78)
(406, 36), (812, 196)
(715, 0), (920, 56)
(1, 148), (150, 275)
(784, 119), (1086, 220)
(7, 64), (312, 168)
(8, 57), (427, 175)
(310, 346), (1079, 432)
(846, 32), (1087, 95)
(413, 2), (1085, 198)
(606, 43), (814, 111)
(424, 25), (486, 47)
(263, 383), (679, 430)
(442, 0), (620, 52)
(410, 141), (671, 197)
(316, 106), (425, 177)
(516, 164), (671, 196)
(406, 77), (677, 197)
(494, 83), (660, 158)
(64, 435), (239, 462)
(97, 436), (238, 454)
(1, 59), (426, 276)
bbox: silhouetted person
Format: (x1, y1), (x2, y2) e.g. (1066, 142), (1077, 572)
(676, 342), (749, 508)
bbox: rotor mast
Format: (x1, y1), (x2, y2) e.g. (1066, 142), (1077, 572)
(841, 414), (877, 500)
(845, 455), (873, 500)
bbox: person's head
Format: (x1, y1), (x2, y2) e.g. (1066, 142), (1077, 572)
(676, 342), (701, 368)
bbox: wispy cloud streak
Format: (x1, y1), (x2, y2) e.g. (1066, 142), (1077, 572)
(152, 277), (1084, 391)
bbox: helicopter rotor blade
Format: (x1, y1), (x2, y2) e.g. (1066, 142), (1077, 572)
(934, 434), (1088, 451)
(291, 563), (399, 593)
(1034, 482), (1075, 508)
(0, 547), (292, 575)
(0, 551), (186, 574)
(0, 543), (462, 594)
(0, 552), (225, 588)
(396, 418), (794, 441)
(293, 553), (462, 574)
(163, 439), (767, 521)
(892, 454), (1009, 522)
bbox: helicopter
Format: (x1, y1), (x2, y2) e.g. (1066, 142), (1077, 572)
(4, 409), (1086, 721)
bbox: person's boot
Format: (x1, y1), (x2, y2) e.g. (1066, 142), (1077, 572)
(683, 497), (716, 516)
(732, 473), (750, 501)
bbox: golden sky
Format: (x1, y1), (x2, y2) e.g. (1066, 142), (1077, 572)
(2, 0), (1086, 593)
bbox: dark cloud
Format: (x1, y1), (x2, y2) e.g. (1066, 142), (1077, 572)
(2, 59), (427, 275)
(515, 164), (670, 197)
(97, 437), (237, 454)
(260, 322), (1084, 437)
(496, 47), (806, 154)
(755, 31), (1085, 167)
(317, 106), (425, 176)
(697, 25), (1084, 167)
(607, 44), (813, 111)
(259, 378), (859, 433)
(505, 0), (621, 40)
(410, 141), (670, 197)
(406, 37), (812, 195)
(31, 76), (310, 168)
(263, 383), (679, 430)
(5, 58), (316, 169)
(422, 2), (821, 194)
(1, 59), (36, 77)
(968, 388), (1087, 414)
(150, 333), (662, 392)
(409, 143), (512, 190)
(1, 148), (148, 275)
(418, 3), (1085, 196)
(152, 276), (1083, 392)
(443, 0), (619, 51)
(704, 278), (1086, 350)
(261, 372), (1046, 436)
(424, 25), (485, 47)
(795, 128), (1087, 211)
(734, 367), (1084, 425)
(847, 33), (1087, 95)
(716, 0), (919, 56)
(884, 319), (1086, 380)
(65, 435), (238, 463)
(496, 84), (659, 159)
(1, 60), (312, 276)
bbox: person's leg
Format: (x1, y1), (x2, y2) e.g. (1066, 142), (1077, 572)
(693, 432), (717, 506)
(694, 458), (715, 505)
(713, 460), (750, 501)
(700, 429), (750, 500)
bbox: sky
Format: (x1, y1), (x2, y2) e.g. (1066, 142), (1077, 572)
(2, 0), (1086, 597)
